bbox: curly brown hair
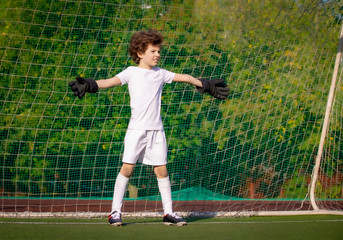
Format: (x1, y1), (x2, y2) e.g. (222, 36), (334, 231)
(129, 29), (163, 64)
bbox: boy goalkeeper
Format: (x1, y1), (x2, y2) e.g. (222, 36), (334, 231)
(69, 29), (229, 226)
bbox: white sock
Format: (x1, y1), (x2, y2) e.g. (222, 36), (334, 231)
(111, 173), (129, 213)
(157, 176), (173, 215)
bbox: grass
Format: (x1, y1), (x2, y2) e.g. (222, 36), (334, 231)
(1, 215), (343, 240)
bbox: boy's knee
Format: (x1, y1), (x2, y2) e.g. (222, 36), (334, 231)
(154, 165), (168, 179)
(120, 163), (135, 178)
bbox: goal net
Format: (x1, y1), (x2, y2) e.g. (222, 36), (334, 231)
(1, 0), (342, 217)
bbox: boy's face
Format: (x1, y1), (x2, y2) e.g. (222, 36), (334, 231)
(137, 44), (161, 69)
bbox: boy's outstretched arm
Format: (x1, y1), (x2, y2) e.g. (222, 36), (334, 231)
(69, 76), (121, 99)
(96, 76), (122, 89)
(173, 74), (203, 87)
(173, 74), (230, 100)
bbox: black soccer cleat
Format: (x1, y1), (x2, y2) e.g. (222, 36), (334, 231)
(108, 211), (123, 226)
(163, 213), (187, 226)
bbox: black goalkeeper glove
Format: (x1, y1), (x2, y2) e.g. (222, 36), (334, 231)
(69, 76), (98, 99)
(196, 78), (230, 99)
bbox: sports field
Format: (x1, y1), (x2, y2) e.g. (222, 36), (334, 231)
(1, 215), (342, 240)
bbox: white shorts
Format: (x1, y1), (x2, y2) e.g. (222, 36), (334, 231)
(122, 129), (168, 166)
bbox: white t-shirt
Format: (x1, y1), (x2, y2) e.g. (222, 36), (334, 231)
(116, 66), (175, 130)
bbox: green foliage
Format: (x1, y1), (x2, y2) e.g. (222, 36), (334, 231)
(0, 0), (342, 201)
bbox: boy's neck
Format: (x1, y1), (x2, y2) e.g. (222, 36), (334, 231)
(138, 62), (154, 70)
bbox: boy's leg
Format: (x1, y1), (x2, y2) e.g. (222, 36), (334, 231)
(154, 165), (187, 226)
(154, 165), (173, 215)
(111, 163), (135, 213)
